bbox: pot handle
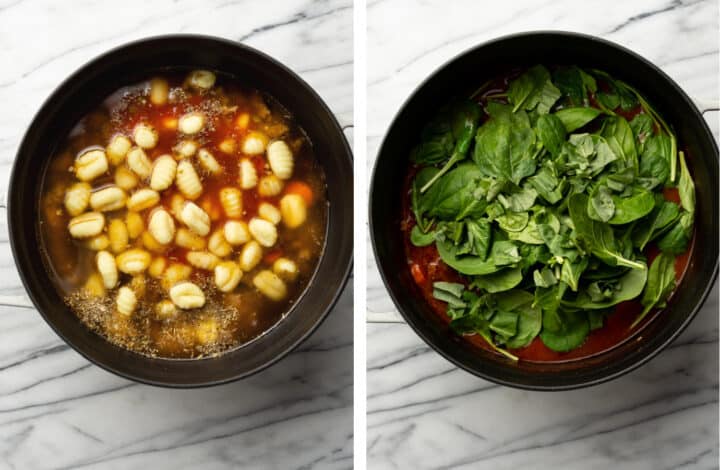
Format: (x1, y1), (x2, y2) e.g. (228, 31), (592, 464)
(0, 191), (35, 309)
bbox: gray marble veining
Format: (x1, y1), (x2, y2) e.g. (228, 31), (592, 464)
(366, 0), (719, 468)
(0, 1), (353, 469)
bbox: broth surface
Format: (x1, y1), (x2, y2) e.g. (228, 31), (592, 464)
(39, 71), (327, 358)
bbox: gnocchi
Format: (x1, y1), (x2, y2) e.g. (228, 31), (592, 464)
(106, 135), (132, 166)
(115, 166), (139, 191)
(175, 228), (207, 250)
(178, 112), (205, 135)
(241, 131), (268, 155)
(253, 270), (287, 301)
(150, 155), (178, 191)
(96, 251), (118, 289)
(180, 202), (211, 236)
(176, 160), (203, 199)
(108, 219), (129, 253)
(224, 220), (250, 245)
(169, 281), (206, 309)
(68, 212), (105, 239)
(267, 140), (294, 179)
(127, 147), (153, 179)
(116, 286), (137, 316)
(208, 230), (232, 257)
(214, 261), (243, 292)
(258, 202), (281, 225)
(64, 182), (91, 216)
(187, 251), (219, 270)
(187, 70), (216, 90)
(197, 149), (221, 175)
(280, 194), (308, 228)
(219, 187), (243, 218)
(239, 240), (263, 271)
(75, 149), (108, 182)
(90, 186), (127, 212)
(116, 249), (151, 274)
(127, 188), (160, 211)
(42, 70), (326, 358)
(248, 217), (278, 247)
(238, 159), (258, 189)
(149, 78), (169, 106)
(148, 208), (176, 245)
(133, 123), (158, 149)
(258, 175), (283, 197)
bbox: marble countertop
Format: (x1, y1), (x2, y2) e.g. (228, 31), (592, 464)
(367, 0), (719, 468)
(0, 1), (352, 469)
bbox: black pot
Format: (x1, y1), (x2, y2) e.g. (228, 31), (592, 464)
(9, 35), (353, 387)
(369, 31), (718, 391)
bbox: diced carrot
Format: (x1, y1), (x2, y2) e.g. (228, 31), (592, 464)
(410, 263), (425, 285)
(285, 181), (314, 206)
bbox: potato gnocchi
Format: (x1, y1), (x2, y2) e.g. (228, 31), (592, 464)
(40, 70), (326, 358)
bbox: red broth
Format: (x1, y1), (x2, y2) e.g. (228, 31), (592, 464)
(39, 71), (327, 358)
(401, 71), (693, 363)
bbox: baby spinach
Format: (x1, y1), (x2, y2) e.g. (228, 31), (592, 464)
(473, 104), (537, 184)
(416, 100), (482, 192)
(555, 107), (602, 132)
(409, 65), (695, 357)
(632, 252), (676, 328)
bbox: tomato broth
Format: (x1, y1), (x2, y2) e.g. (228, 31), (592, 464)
(39, 70), (327, 358)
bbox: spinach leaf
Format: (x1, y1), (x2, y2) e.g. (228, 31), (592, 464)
(553, 66), (597, 106)
(528, 163), (564, 204)
(473, 104), (537, 184)
(497, 185), (538, 212)
(496, 212), (529, 232)
(560, 256), (589, 291)
(465, 219), (492, 259)
(657, 211), (693, 254)
(632, 198), (680, 250)
(437, 239), (520, 275)
(411, 167), (439, 231)
(410, 119), (453, 164)
(410, 225), (436, 246)
(421, 163), (485, 220)
(432, 282), (467, 308)
(638, 152), (670, 190)
(555, 107), (602, 132)
(630, 113), (654, 148)
(417, 100), (482, 192)
(601, 115), (638, 170)
(568, 194), (646, 269)
(489, 310), (519, 338)
(631, 252), (676, 328)
(589, 185), (615, 222)
(540, 310), (590, 352)
(587, 186), (654, 224)
(533, 266), (558, 287)
(563, 267), (648, 309)
(472, 267), (523, 293)
(507, 65), (561, 114)
(678, 151), (695, 213)
(536, 114), (566, 156)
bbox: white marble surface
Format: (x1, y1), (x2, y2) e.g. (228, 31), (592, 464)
(367, 0), (719, 468)
(0, 1), (352, 469)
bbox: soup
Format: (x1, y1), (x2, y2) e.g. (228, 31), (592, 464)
(39, 70), (327, 358)
(403, 65), (695, 362)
